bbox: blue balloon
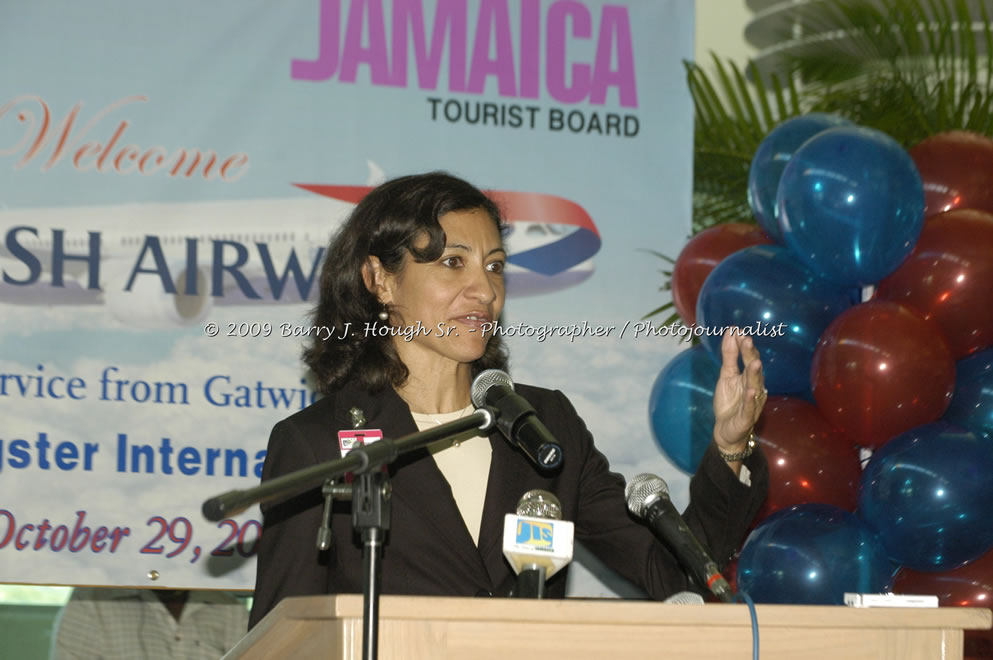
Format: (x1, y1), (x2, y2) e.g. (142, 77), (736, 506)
(944, 348), (993, 440)
(648, 345), (720, 473)
(695, 245), (852, 394)
(738, 503), (894, 604)
(748, 113), (853, 242)
(777, 125), (925, 285)
(859, 422), (993, 570)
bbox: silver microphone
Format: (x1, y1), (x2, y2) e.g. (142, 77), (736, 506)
(509, 489), (566, 598)
(626, 473), (734, 603)
(516, 489), (562, 520)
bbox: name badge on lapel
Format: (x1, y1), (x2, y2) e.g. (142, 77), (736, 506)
(338, 429), (383, 457)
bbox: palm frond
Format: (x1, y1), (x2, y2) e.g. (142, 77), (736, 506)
(685, 56), (807, 236)
(642, 302), (681, 325)
(637, 248), (677, 264)
(789, 0), (993, 142)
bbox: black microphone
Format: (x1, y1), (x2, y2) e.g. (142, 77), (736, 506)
(625, 473), (734, 603)
(470, 369), (563, 471)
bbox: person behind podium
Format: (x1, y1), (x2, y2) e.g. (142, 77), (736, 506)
(52, 587), (249, 659)
(249, 172), (769, 628)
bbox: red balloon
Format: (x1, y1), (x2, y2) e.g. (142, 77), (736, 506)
(894, 546), (993, 659)
(910, 131), (993, 218)
(753, 397), (862, 524)
(811, 301), (955, 449)
(671, 223), (773, 325)
(877, 209), (993, 358)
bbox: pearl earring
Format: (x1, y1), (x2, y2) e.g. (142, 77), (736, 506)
(378, 306), (389, 321)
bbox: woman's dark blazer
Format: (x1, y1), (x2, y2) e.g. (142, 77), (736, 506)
(248, 381), (768, 628)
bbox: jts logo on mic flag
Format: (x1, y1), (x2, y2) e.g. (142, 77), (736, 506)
(515, 519), (554, 548)
(337, 429), (383, 457)
(502, 515), (574, 578)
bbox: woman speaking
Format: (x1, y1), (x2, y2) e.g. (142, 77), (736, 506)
(249, 172), (768, 627)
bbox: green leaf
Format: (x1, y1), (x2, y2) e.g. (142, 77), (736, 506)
(637, 248), (677, 264)
(642, 302), (675, 320)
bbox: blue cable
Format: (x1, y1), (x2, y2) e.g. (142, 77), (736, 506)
(735, 591), (759, 660)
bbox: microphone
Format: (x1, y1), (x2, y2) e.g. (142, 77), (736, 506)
(625, 473), (735, 603)
(470, 369), (563, 471)
(515, 489), (562, 520)
(502, 489), (574, 598)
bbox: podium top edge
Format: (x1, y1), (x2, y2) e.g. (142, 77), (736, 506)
(268, 594), (992, 631)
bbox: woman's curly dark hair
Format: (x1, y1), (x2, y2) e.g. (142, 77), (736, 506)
(304, 171), (510, 393)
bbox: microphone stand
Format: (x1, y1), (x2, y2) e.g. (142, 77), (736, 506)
(355, 469), (388, 660)
(202, 407), (497, 660)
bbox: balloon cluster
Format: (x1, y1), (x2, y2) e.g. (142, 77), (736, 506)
(650, 120), (993, 621)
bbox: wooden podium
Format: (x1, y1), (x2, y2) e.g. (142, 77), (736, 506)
(226, 595), (991, 660)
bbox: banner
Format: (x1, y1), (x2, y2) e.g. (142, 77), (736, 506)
(0, 0), (694, 594)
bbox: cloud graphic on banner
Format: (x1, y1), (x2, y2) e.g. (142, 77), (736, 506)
(502, 331), (691, 506)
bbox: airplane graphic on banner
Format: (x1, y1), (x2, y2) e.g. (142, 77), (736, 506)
(1, 183), (601, 326)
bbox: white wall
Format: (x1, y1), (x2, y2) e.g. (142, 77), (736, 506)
(695, 0), (755, 67)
